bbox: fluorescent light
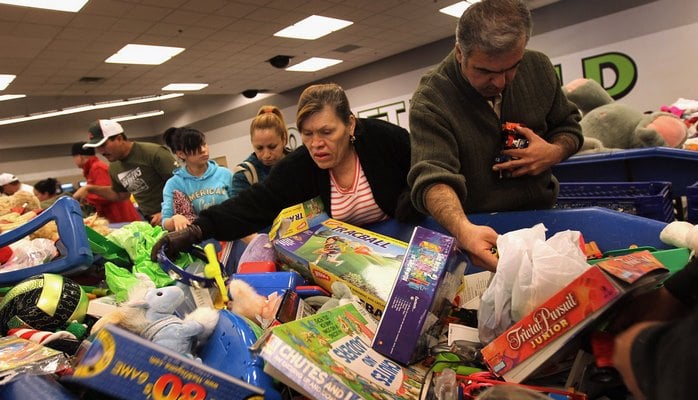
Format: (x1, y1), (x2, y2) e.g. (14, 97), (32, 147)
(106, 44), (185, 65)
(286, 57), (342, 72)
(0, 74), (16, 90)
(111, 110), (164, 122)
(439, 1), (481, 18)
(162, 83), (208, 91)
(0, 94), (25, 102)
(0, 0), (88, 12)
(0, 93), (183, 125)
(274, 15), (353, 40)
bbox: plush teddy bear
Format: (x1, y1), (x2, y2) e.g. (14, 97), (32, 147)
(0, 190), (40, 217)
(92, 274), (219, 358)
(563, 78), (688, 154)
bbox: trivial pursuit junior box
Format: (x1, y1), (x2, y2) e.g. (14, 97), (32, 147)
(273, 218), (408, 320)
(372, 226), (469, 365)
(64, 325), (266, 400)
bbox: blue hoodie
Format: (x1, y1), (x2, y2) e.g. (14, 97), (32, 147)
(161, 160), (234, 225)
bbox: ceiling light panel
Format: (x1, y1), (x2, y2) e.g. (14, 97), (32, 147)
(162, 83), (208, 91)
(111, 110), (164, 122)
(286, 57), (342, 72)
(0, 74), (16, 90)
(439, 1), (481, 18)
(105, 44), (185, 65)
(0, 0), (88, 12)
(274, 15), (353, 40)
(0, 94), (25, 102)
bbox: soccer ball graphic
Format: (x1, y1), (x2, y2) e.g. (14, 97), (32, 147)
(0, 273), (88, 335)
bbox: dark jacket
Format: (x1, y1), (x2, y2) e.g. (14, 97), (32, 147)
(632, 257), (698, 400)
(195, 117), (421, 240)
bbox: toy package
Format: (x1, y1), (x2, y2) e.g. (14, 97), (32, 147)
(258, 302), (426, 400)
(64, 324), (267, 399)
(269, 196), (328, 240)
(273, 217), (408, 320)
(372, 226), (468, 365)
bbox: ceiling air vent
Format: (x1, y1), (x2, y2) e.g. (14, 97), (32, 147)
(78, 76), (105, 83)
(333, 44), (361, 53)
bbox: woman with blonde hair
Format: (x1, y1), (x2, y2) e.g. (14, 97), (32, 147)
(231, 105), (290, 196)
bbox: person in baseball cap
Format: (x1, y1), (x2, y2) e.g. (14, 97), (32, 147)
(0, 173), (34, 196)
(72, 120), (177, 226)
(83, 119), (124, 148)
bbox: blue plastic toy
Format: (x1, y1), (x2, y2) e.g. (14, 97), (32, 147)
(198, 309), (281, 400)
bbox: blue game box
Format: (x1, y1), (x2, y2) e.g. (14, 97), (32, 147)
(372, 226), (469, 365)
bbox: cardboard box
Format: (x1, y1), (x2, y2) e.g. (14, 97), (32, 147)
(371, 226), (468, 365)
(268, 196), (328, 240)
(481, 252), (668, 383)
(263, 289), (314, 330)
(273, 218), (408, 320)
(64, 324), (266, 399)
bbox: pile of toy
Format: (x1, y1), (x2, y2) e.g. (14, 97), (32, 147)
(0, 196), (694, 400)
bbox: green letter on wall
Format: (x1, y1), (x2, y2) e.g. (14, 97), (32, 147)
(582, 52), (637, 100)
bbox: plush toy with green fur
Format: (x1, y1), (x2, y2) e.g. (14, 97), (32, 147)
(563, 78), (687, 154)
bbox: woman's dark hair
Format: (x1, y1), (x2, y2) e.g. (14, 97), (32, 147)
(163, 127), (206, 156)
(34, 178), (62, 196)
(296, 83), (353, 131)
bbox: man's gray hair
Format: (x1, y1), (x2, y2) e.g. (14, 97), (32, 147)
(456, 0), (532, 58)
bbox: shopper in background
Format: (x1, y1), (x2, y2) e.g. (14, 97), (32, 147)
(0, 173), (34, 196)
(70, 142), (142, 223)
(231, 105), (290, 197)
(151, 83), (421, 261)
(407, 0), (582, 271)
(161, 127), (234, 232)
(611, 257), (697, 400)
(72, 120), (177, 226)
(33, 178), (70, 209)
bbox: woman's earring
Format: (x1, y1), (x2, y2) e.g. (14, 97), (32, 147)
(350, 134), (356, 144)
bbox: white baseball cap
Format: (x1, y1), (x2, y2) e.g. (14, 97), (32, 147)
(83, 119), (124, 148)
(0, 173), (18, 186)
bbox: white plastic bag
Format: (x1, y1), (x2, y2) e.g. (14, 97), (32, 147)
(511, 229), (590, 320)
(478, 224), (546, 344)
(477, 224), (590, 344)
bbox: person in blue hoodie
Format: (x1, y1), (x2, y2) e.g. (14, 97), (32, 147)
(161, 127), (234, 232)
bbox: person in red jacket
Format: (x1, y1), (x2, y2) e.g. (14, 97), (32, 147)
(71, 142), (142, 223)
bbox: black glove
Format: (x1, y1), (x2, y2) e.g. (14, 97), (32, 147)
(150, 224), (203, 262)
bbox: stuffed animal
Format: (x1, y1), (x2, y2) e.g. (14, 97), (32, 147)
(227, 279), (282, 327)
(92, 274), (219, 358)
(303, 281), (359, 313)
(563, 78), (688, 154)
(659, 221), (698, 253)
(0, 190), (40, 216)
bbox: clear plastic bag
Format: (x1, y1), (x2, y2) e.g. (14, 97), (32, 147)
(478, 224), (589, 343)
(0, 238), (58, 273)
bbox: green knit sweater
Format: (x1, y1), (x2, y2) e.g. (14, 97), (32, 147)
(408, 49), (582, 214)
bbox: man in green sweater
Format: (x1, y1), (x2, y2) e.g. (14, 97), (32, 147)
(408, 0), (582, 271)
(73, 119), (177, 226)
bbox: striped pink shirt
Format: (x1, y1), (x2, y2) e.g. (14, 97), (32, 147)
(330, 154), (388, 226)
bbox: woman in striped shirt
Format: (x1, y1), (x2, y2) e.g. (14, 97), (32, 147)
(152, 83), (421, 260)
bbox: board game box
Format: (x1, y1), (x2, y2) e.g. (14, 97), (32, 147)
(64, 324), (267, 399)
(273, 218), (408, 320)
(372, 226), (469, 365)
(481, 250), (669, 383)
(258, 302), (426, 400)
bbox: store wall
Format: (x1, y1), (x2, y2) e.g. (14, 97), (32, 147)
(3, 0), (697, 185)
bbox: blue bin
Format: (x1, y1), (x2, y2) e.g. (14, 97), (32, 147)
(555, 181), (674, 222)
(553, 147), (698, 197)
(366, 207), (673, 254)
(0, 196), (92, 285)
(686, 180), (698, 224)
